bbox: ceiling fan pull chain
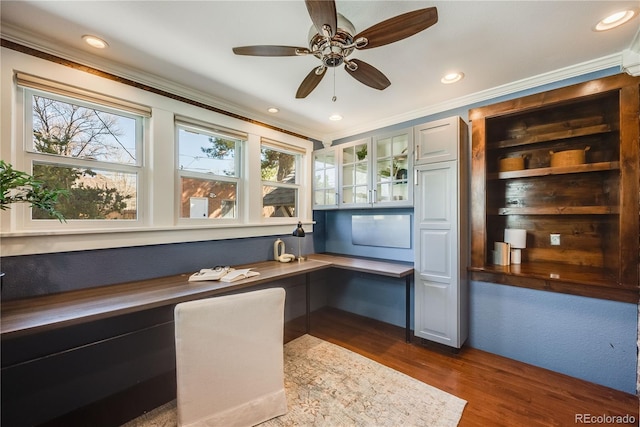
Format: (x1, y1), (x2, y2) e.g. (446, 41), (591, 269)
(332, 66), (337, 102)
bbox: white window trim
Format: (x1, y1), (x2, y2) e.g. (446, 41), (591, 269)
(12, 84), (150, 231)
(260, 139), (304, 222)
(175, 120), (244, 225)
(1, 57), (314, 256)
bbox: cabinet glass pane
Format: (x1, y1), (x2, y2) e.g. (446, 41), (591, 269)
(355, 186), (368, 203)
(315, 189), (336, 206)
(354, 143), (368, 162)
(393, 182), (408, 201)
(355, 163), (368, 185)
(377, 138), (391, 158)
(343, 146), (354, 163)
(315, 167), (336, 188)
(342, 187), (353, 204)
(343, 165), (354, 186)
(377, 159), (393, 182)
(392, 135), (409, 157)
(326, 191), (336, 205)
(325, 166), (335, 187)
(377, 183), (391, 202)
(325, 151), (335, 165)
(314, 169), (325, 187)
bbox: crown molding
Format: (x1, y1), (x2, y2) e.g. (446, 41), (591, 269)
(622, 26), (640, 76)
(0, 23), (322, 142)
(1, 22), (629, 144)
(323, 53), (623, 142)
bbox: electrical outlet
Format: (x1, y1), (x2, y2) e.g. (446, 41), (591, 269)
(550, 234), (561, 246)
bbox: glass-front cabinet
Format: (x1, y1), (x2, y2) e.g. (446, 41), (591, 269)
(312, 128), (413, 209)
(340, 138), (371, 208)
(373, 130), (411, 205)
(312, 148), (338, 209)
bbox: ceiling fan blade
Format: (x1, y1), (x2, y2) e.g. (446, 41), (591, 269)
(354, 7), (438, 50)
(232, 45), (310, 56)
(344, 59), (390, 90)
(305, 0), (338, 37)
(296, 67), (327, 98)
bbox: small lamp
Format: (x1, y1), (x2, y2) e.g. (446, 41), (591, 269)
(292, 221), (306, 262)
(504, 228), (527, 264)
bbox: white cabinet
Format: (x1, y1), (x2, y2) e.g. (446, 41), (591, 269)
(318, 128), (412, 209)
(413, 116), (468, 348)
(414, 116), (464, 165)
(312, 148), (338, 209)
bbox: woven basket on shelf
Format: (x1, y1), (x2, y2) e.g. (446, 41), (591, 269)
(499, 156), (525, 172)
(549, 146), (590, 167)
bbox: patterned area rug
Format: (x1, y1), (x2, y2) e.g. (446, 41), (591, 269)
(122, 335), (466, 426)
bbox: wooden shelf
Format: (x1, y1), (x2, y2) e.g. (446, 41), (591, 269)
(468, 262), (637, 303)
(492, 206), (619, 215)
(487, 124), (612, 150)
(488, 161), (619, 180)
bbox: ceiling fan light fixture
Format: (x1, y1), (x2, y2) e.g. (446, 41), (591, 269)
(232, 2), (438, 99)
(441, 72), (464, 84)
(594, 9), (638, 31)
(82, 34), (109, 49)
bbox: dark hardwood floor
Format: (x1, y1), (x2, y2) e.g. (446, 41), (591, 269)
(305, 307), (638, 427)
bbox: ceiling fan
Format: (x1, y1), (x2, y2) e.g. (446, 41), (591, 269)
(232, 0), (438, 99)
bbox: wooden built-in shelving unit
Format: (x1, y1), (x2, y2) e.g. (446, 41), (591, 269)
(469, 73), (639, 302)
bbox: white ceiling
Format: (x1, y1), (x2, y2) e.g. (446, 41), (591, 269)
(2, 1), (639, 143)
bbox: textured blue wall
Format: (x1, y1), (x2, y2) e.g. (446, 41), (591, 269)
(469, 281), (637, 393)
(0, 234), (315, 300)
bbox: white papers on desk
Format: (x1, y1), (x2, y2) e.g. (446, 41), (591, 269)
(220, 269), (260, 282)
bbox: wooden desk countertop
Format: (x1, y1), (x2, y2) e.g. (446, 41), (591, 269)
(306, 253), (413, 278)
(1, 254), (413, 339)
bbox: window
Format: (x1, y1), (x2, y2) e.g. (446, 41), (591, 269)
(261, 139), (302, 218)
(23, 88), (145, 221)
(176, 119), (244, 220)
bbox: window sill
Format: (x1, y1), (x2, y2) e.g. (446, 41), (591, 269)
(0, 221), (314, 256)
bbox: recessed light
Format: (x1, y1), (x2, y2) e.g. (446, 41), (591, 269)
(329, 114), (343, 121)
(441, 72), (464, 84)
(82, 35), (109, 49)
(594, 9), (638, 31)
(267, 107), (279, 113)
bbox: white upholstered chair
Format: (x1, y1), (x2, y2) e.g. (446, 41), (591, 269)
(174, 288), (288, 427)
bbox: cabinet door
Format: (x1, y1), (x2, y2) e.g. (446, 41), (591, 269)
(373, 128), (413, 206)
(312, 148), (338, 209)
(414, 116), (461, 164)
(414, 161), (461, 347)
(340, 139), (371, 208)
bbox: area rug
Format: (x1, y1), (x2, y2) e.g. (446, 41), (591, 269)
(122, 334), (466, 427)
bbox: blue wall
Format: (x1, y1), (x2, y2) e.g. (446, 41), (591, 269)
(469, 281), (637, 393)
(313, 66), (638, 394)
(0, 234), (316, 300)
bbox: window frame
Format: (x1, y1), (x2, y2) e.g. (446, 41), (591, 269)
(175, 120), (244, 225)
(260, 139), (303, 221)
(18, 86), (147, 229)
(1, 62), (313, 256)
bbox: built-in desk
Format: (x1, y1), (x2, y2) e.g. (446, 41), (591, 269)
(306, 253), (413, 341)
(0, 253), (412, 426)
(1, 254), (413, 339)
